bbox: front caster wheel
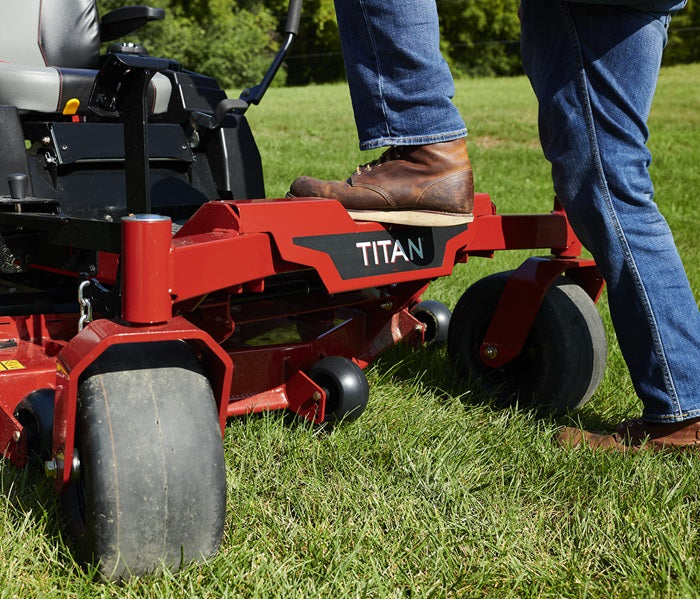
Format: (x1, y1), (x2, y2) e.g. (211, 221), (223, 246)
(61, 341), (227, 581)
(14, 389), (55, 459)
(310, 356), (369, 424)
(448, 271), (607, 414)
(410, 300), (451, 346)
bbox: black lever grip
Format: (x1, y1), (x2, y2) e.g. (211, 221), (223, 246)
(285, 0), (303, 35)
(8, 173), (27, 200)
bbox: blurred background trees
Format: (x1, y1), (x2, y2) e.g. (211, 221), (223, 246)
(97, 0), (700, 89)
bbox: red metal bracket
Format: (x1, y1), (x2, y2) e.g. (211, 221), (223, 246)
(479, 257), (604, 368)
(0, 318), (70, 468)
(53, 316), (233, 488)
(0, 403), (25, 468)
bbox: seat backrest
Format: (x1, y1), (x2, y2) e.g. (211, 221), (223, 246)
(0, 0), (100, 68)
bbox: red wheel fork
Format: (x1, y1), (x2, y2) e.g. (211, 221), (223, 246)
(478, 256), (604, 369)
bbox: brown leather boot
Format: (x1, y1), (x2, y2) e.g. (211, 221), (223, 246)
(558, 417), (700, 452)
(288, 139), (474, 227)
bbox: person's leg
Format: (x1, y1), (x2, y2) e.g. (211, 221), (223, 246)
(289, 0), (472, 226)
(333, 0), (467, 150)
(521, 0), (700, 441)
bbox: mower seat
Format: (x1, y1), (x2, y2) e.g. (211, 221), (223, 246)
(0, 0), (171, 115)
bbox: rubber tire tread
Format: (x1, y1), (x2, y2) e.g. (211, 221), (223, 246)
(410, 300), (452, 346)
(72, 341), (226, 581)
(448, 272), (607, 413)
(310, 356), (369, 424)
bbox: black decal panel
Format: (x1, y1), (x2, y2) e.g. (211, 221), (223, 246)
(293, 224), (467, 280)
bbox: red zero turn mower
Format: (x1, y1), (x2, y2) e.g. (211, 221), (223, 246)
(0, 0), (607, 581)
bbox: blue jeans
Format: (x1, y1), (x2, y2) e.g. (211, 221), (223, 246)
(334, 0), (467, 150)
(521, 0), (700, 422)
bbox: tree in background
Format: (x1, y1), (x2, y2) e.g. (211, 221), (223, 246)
(664, 0), (700, 66)
(437, 0), (522, 77)
(97, 0), (281, 90)
(96, 0), (343, 88)
(273, 0), (525, 82)
(97, 0), (699, 88)
(253, 0), (344, 85)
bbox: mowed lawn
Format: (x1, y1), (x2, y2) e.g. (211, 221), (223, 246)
(1, 64), (698, 597)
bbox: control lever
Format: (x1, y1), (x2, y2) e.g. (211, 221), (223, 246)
(239, 0), (303, 108)
(189, 98), (250, 130)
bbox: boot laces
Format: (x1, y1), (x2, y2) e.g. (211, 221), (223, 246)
(355, 147), (403, 175)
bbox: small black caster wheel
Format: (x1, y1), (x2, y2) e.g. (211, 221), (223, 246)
(448, 271), (607, 414)
(14, 389), (55, 459)
(410, 300), (451, 346)
(310, 356), (369, 424)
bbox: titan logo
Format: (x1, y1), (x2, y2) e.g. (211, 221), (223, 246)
(355, 237), (424, 267)
(293, 223), (465, 280)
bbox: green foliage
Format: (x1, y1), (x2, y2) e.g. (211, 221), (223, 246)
(664, 0), (700, 66)
(96, 0), (282, 90)
(97, 1), (700, 86)
(253, 0), (344, 85)
(438, 0), (523, 77)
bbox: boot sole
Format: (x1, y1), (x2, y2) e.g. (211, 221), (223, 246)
(285, 192), (473, 227)
(346, 209), (474, 227)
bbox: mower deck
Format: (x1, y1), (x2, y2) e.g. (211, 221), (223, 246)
(0, 192), (602, 477)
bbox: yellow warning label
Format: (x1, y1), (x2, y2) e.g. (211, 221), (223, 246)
(0, 360), (25, 370)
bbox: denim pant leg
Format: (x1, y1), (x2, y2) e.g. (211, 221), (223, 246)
(334, 0), (467, 150)
(521, 0), (700, 421)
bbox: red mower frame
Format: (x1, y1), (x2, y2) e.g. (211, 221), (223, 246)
(0, 191), (604, 487)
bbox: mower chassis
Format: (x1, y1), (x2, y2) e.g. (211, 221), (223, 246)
(0, 192), (603, 487)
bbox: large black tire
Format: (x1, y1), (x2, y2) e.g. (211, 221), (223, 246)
(310, 356), (369, 424)
(61, 341), (226, 581)
(448, 271), (607, 414)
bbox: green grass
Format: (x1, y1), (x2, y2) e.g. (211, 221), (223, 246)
(1, 64), (699, 597)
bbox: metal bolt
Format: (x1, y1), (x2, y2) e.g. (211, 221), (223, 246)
(44, 459), (62, 478)
(41, 136), (51, 146)
(12, 430), (20, 442)
(312, 391), (322, 402)
(483, 345), (498, 360)
(60, 144), (69, 151)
